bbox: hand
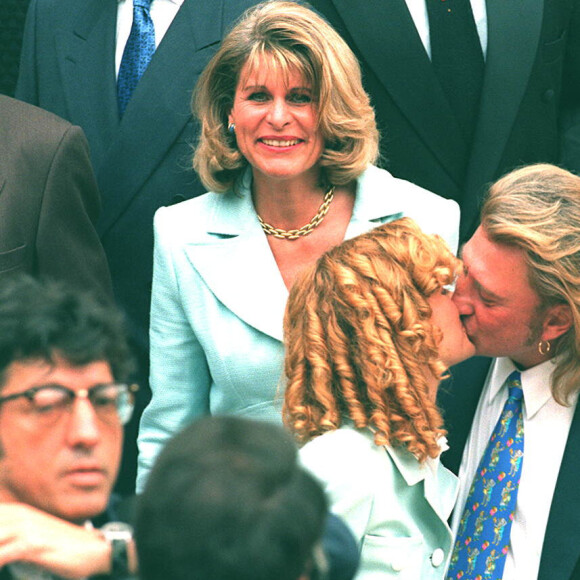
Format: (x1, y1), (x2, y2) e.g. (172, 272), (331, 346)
(0, 502), (111, 579)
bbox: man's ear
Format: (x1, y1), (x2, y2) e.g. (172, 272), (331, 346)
(541, 303), (573, 342)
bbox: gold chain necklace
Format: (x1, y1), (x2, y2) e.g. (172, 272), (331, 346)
(257, 186), (335, 240)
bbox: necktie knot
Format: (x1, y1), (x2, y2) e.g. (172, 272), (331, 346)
(134, 0), (153, 10)
(506, 371), (523, 401)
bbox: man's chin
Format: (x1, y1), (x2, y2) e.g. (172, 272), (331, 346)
(54, 491), (110, 523)
(464, 331), (486, 356)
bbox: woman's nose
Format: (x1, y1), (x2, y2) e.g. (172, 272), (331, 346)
(267, 98), (291, 127)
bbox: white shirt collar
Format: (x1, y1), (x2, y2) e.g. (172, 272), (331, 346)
(118, 0), (184, 5)
(488, 357), (560, 420)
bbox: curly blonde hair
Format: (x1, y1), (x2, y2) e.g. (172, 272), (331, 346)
(283, 218), (461, 461)
(192, 0), (378, 193)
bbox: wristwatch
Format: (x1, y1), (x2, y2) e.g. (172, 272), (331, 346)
(99, 521), (134, 579)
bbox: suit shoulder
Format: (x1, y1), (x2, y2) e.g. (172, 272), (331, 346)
(154, 191), (224, 233)
(363, 164), (457, 209)
(0, 96), (89, 172)
(0, 95), (76, 142)
(300, 426), (386, 482)
(23, 0), (91, 23)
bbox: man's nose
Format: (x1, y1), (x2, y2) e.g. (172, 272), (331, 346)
(65, 396), (101, 448)
(452, 275), (474, 316)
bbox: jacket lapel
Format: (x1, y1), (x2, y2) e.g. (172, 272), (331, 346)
(183, 184), (288, 343)
(96, 0), (224, 235)
(344, 167), (410, 238)
(58, 0), (119, 166)
(331, 0), (468, 186)
(463, 0), (543, 222)
(438, 357), (493, 475)
(179, 168), (410, 343)
(386, 444), (457, 523)
(538, 398), (580, 580)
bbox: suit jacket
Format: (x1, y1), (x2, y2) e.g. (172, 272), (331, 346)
(307, 0), (580, 241)
(15, 0), (261, 492)
(136, 165), (459, 490)
(439, 357), (580, 580)
(0, 95), (112, 299)
(300, 425), (458, 579)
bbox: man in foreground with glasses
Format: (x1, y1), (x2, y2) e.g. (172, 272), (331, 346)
(0, 274), (137, 579)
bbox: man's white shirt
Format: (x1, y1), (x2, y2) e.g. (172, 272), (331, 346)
(115, 0), (185, 77)
(451, 357), (578, 579)
(404, 0), (487, 59)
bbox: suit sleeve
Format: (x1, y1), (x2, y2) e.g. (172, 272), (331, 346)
(136, 208), (212, 492)
(35, 123), (113, 302)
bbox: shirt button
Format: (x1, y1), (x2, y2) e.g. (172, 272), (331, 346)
(391, 555), (406, 572)
(431, 548), (445, 567)
(542, 88), (555, 103)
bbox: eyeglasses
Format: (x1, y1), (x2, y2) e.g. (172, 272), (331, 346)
(0, 383), (138, 426)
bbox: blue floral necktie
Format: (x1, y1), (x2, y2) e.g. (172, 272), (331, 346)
(117, 0), (155, 116)
(447, 371), (524, 579)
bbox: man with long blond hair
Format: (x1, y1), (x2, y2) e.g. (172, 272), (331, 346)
(440, 164), (580, 580)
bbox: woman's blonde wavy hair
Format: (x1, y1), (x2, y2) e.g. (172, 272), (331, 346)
(283, 218), (461, 461)
(481, 163), (580, 404)
(192, 0), (379, 193)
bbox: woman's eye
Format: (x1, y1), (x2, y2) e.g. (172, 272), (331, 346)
(248, 91), (269, 102)
(288, 92), (312, 104)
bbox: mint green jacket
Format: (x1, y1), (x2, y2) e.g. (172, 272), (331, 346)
(136, 165), (459, 491)
(300, 425), (459, 580)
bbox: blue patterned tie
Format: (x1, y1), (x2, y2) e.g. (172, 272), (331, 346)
(447, 371), (524, 579)
(117, 0), (155, 116)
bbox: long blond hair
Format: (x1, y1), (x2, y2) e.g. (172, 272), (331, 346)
(283, 218), (460, 461)
(192, 1), (378, 193)
(482, 163), (580, 403)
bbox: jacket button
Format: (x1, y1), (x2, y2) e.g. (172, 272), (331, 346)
(391, 555), (406, 572)
(542, 89), (555, 103)
(431, 548), (445, 567)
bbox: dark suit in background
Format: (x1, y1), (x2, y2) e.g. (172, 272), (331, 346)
(15, 0), (260, 494)
(0, 94), (112, 300)
(0, 0), (30, 96)
(439, 357), (580, 580)
(307, 0), (580, 241)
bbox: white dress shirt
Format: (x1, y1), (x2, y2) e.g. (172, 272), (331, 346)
(115, 0), (185, 77)
(404, 0), (488, 59)
(451, 357), (578, 580)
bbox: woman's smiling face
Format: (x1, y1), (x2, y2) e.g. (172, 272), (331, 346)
(228, 56), (325, 186)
